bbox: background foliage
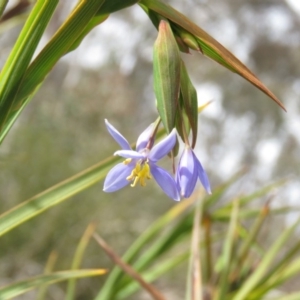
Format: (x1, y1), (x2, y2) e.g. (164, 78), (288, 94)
(0, 0), (300, 299)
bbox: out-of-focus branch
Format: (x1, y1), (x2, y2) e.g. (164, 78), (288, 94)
(93, 233), (167, 300)
(0, 0), (31, 23)
(0, 0), (9, 19)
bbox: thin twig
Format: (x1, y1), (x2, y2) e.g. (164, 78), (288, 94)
(93, 233), (167, 300)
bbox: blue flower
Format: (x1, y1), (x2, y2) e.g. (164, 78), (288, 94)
(103, 119), (180, 201)
(176, 146), (211, 198)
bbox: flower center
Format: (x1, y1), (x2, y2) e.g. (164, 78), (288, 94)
(126, 160), (152, 187)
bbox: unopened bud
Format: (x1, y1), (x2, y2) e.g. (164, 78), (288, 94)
(174, 35), (190, 54)
(153, 20), (181, 134)
(175, 27), (203, 53)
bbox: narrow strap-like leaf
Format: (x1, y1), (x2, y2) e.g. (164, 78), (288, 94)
(232, 218), (300, 300)
(216, 199), (239, 300)
(15, 0), (106, 104)
(0, 155), (119, 237)
(0, 0), (58, 128)
(98, 0), (139, 15)
(140, 0), (285, 110)
(96, 197), (196, 300)
(65, 223), (97, 300)
(36, 251), (58, 300)
(0, 269), (107, 300)
(0, 0), (105, 143)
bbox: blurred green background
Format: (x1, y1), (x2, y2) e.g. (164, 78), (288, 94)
(0, 0), (300, 299)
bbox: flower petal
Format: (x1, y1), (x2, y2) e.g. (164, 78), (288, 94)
(150, 163), (180, 201)
(105, 119), (131, 150)
(176, 147), (198, 198)
(194, 152), (212, 194)
(103, 162), (134, 192)
(148, 128), (177, 162)
(136, 122), (155, 152)
(114, 150), (144, 159)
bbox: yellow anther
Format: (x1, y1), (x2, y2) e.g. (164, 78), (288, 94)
(123, 158), (132, 165)
(126, 161), (151, 187)
(132, 176), (139, 187)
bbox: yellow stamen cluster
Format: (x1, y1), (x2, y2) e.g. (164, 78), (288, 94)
(126, 160), (152, 187)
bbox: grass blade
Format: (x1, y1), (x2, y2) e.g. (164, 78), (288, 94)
(116, 232), (225, 300)
(16, 0), (105, 102)
(99, 0), (139, 15)
(96, 196), (196, 300)
(0, 127), (169, 238)
(216, 199), (239, 300)
(186, 198), (203, 300)
(36, 251), (58, 300)
(0, 0), (58, 130)
(203, 168), (246, 209)
(238, 180), (286, 207)
(213, 206), (296, 222)
(0, 0), (106, 143)
(65, 223), (97, 300)
(0, 155), (120, 237)
(0, 83), (41, 142)
(66, 14), (109, 53)
(249, 257), (300, 299)
(235, 202), (269, 269)
(232, 218), (300, 300)
(111, 207), (195, 295)
(0, 269), (107, 300)
(270, 293), (300, 300)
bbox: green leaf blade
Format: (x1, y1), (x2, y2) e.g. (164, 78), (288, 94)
(0, 155), (119, 238)
(0, 0), (106, 144)
(16, 0), (106, 104)
(0, 270), (107, 300)
(141, 0), (285, 111)
(98, 0), (139, 15)
(0, 0), (58, 127)
(232, 218), (300, 300)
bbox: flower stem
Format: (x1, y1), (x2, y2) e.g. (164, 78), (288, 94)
(178, 105), (190, 146)
(146, 117), (161, 149)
